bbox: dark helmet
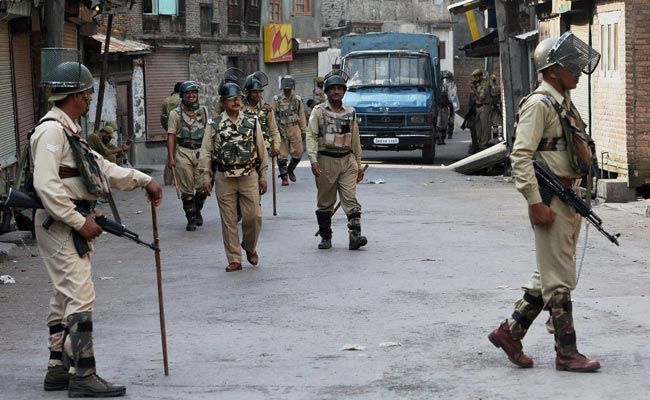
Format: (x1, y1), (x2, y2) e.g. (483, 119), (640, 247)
(281, 76), (296, 90)
(180, 80), (200, 95)
(244, 78), (264, 93)
(324, 75), (347, 92)
(48, 62), (95, 101)
(219, 82), (243, 100)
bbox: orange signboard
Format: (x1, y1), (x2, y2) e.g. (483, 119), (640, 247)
(264, 24), (293, 63)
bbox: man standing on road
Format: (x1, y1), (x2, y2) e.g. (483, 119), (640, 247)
(199, 81), (269, 272)
(161, 82), (183, 185)
(34, 60), (162, 397)
(242, 72), (281, 158)
(488, 32), (601, 372)
(470, 69), (491, 151)
(306, 71), (367, 250)
(272, 76), (307, 186)
(167, 81), (209, 231)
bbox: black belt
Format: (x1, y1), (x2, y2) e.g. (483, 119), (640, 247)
(177, 141), (202, 149)
(319, 151), (351, 158)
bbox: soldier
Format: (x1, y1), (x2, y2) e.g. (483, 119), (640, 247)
(306, 71), (367, 250)
(470, 69), (492, 151)
(488, 32), (601, 372)
(33, 60), (162, 397)
(436, 72), (452, 145)
(272, 76), (307, 186)
(86, 125), (130, 164)
(313, 76), (326, 105)
(161, 82), (183, 185)
(199, 81), (269, 272)
(242, 72), (281, 158)
(167, 80), (209, 231)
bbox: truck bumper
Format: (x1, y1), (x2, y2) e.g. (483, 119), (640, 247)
(360, 131), (434, 151)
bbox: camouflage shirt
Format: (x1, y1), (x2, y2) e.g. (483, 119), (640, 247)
(243, 99), (281, 150)
(271, 93), (307, 134)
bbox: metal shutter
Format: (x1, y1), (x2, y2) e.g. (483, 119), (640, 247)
(144, 49), (189, 142)
(11, 32), (35, 155)
(63, 22), (77, 48)
(0, 23), (17, 169)
(288, 53), (318, 103)
(571, 20), (591, 122)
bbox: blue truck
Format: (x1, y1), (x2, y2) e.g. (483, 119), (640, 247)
(340, 32), (441, 163)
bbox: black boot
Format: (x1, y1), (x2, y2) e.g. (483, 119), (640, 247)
(288, 158), (300, 182)
(66, 312), (127, 398)
(316, 210), (332, 249)
(182, 196), (196, 231)
(44, 322), (69, 391)
(278, 159), (289, 186)
(347, 209), (367, 250)
(194, 190), (207, 227)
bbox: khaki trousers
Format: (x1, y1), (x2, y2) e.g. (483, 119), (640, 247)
(175, 145), (203, 196)
(520, 195), (582, 304)
(214, 170), (262, 264)
(476, 105), (492, 149)
(315, 153), (361, 215)
(279, 124), (303, 161)
(35, 209), (96, 348)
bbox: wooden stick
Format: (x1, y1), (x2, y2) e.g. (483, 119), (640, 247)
(151, 202), (169, 376)
(171, 166), (181, 200)
(314, 164), (368, 236)
(272, 155), (277, 216)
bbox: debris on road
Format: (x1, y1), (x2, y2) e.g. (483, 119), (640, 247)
(340, 344), (365, 351)
(379, 342), (401, 348)
(1, 275), (16, 284)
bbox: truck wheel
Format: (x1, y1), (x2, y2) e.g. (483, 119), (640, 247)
(422, 142), (435, 164)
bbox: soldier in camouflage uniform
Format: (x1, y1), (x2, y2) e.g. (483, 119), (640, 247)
(167, 81), (210, 231)
(199, 81), (269, 272)
(306, 72), (367, 250)
(488, 32), (601, 372)
(161, 82), (183, 185)
(470, 69), (492, 151)
(313, 76), (326, 105)
(242, 72), (281, 158)
(271, 76), (307, 186)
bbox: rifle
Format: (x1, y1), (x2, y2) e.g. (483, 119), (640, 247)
(460, 100), (477, 131)
(4, 188), (159, 255)
(533, 161), (620, 246)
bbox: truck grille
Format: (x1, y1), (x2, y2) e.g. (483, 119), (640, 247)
(365, 115), (405, 128)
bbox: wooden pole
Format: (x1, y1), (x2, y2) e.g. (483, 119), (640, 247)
(94, 13), (114, 132)
(151, 203), (169, 376)
(272, 156), (277, 216)
(171, 166), (182, 200)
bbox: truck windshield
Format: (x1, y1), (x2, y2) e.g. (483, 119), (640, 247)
(345, 54), (432, 87)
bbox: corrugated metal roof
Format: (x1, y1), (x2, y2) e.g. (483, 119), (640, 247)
(447, 0), (489, 15)
(91, 32), (152, 55)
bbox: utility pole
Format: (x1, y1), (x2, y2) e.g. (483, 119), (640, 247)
(44, 0), (65, 47)
(94, 13), (114, 132)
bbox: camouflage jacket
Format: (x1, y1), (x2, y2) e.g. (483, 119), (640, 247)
(243, 99), (281, 150)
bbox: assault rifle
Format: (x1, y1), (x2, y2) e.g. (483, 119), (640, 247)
(460, 99), (477, 131)
(4, 188), (158, 255)
(533, 161), (620, 246)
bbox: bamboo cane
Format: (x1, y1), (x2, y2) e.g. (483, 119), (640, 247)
(272, 155), (277, 216)
(171, 166), (182, 200)
(151, 202), (169, 376)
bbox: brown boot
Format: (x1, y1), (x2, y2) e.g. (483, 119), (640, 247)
(281, 176), (289, 186)
(556, 352), (601, 372)
(488, 322), (534, 368)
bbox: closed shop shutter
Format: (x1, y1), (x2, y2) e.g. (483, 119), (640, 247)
(288, 53), (318, 104)
(63, 22), (77, 48)
(0, 23), (18, 169)
(144, 49), (189, 142)
(11, 32), (35, 155)
(571, 20), (590, 122)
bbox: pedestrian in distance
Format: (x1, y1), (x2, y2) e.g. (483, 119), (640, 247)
(306, 71), (367, 250)
(161, 82), (183, 185)
(167, 80), (210, 231)
(34, 59), (162, 398)
(313, 76), (326, 105)
(488, 31), (602, 372)
(199, 81), (269, 272)
(272, 76), (307, 186)
(470, 69), (492, 152)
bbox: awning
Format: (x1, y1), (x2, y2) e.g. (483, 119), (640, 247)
(292, 37), (330, 54)
(459, 30), (499, 58)
(448, 0), (491, 15)
(91, 33), (152, 55)
(515, 29), (539, 41)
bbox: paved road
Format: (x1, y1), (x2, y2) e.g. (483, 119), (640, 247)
(2, 128), (650, 399)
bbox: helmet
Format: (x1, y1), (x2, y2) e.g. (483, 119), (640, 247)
(471, 69), (483, 77)
(324, 75), (347, 92)
(104, 121), (118, 131)
(281, 76), (296, 90)
(48, 62), (95, 101)
(316, 76), (325, 84)
(180, 80), (200, 95)
(243, 71), (268, 94)
(534, 37), (560, 72)
(100, 125), (114, 135)
(219, 82), (243, 100)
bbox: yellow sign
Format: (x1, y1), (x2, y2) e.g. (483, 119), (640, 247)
(264, 24), (293, 63)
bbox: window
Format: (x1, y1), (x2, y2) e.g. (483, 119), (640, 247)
(293, 0), (311, 16)
(228, 0), (260, 35)
(439, 41), (446, 60)
(599, 11), (620, 78)
(200, 4), (213, 35)
(345, 54), (432, 87)
(143, 0), (180, 15)
(269, 0), (281, 23)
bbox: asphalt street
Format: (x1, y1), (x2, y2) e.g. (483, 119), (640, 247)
(2, 128), (650, 399)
